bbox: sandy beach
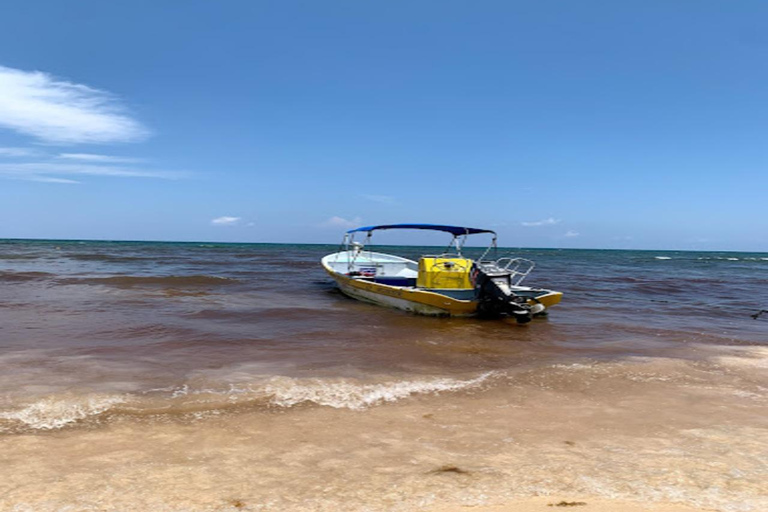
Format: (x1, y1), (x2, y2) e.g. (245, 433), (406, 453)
(433, 499), (709, 512)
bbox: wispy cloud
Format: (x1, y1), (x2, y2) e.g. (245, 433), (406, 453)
(26, 176), (80, 184)
(521, 217), (561, 227)
(211, 216), (241, 226)
(0, 162), (185, 181)
(361, 194), (396, 205)
(0, 65), (149, 144)
(564, 230), (580, 238)
(322, 216), (362, 229)
(0, 147), (38, 157)
(57, 153), (142, 163)
(0, 67), (188, 185)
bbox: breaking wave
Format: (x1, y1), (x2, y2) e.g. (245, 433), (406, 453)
(0, 395), (127, 431)
(262, 372), (496, 410)
(0, 372), (497, 432)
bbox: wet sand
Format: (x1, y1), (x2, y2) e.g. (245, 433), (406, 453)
(3, 349), (766, 511)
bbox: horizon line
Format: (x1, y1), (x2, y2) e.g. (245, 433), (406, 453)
(0, 237), (764, 254)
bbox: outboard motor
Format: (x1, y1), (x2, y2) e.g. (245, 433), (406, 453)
(471, 262), (540, 324)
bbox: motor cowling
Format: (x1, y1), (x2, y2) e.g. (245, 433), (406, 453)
(471, 262), (535, 324)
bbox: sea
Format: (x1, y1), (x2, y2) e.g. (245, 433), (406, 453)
(0, 239), (766, 511)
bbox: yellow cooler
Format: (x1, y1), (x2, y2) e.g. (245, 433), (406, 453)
(417, 257), (473, 289)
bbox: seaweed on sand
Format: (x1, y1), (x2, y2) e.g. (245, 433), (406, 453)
(429, 465), (470, 474)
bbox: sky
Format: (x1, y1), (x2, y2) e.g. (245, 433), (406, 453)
(0, 0), (766, 251)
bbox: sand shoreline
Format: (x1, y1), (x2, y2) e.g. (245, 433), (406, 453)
(0, 497), (716, 512)
(429, 497), (711, 512)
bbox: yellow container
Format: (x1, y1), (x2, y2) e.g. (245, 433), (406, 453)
(417, 257), (473, 289)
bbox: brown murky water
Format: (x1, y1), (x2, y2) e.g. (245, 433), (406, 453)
(1, 240), (766, 511)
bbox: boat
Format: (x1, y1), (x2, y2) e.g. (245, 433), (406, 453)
(321, 224), (562, 324)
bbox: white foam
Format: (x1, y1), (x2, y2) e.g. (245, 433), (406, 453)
(263, 372), (497, 410)
(145, 372), (499, 412)
(715, 348), (768, 369)
(0, 394), (126, 430)
(654, 256), (672, 260)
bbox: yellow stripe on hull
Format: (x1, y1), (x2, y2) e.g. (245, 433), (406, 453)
(328, 267), (476, 316)
(535, 291), (563, 308)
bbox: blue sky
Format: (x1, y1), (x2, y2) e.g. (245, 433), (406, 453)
(0, 0), (766, 250)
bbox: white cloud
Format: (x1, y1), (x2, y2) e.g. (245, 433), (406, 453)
(57, 153), (142, 163)
(361, 194), (396, 204)
(0, 162), (184, 181)
(27, 176), (80, 184)
(0, 147), (37, 157)
(322, 216), (362, 229)
(564, 230), (580, 237)
(0, 65), (149, 144)
(521, 217), (561, 227)
(211, 216), (241, 226)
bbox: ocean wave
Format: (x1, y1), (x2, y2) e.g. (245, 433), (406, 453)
(57, 275), (240, 287)
(0, 254), (43, 260)
(262, 372), (497, 410)
(157, 372), (497, 411)
(653, 256), (672, 260)
(0, 394), (126, 431)
(0, 373), (497, 432)
(65, 253), (150, 263)
(0, 271), (54, 282)
(696, 256), (768, 262)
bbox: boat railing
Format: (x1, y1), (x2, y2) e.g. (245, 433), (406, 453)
(492, 257), (535, 285)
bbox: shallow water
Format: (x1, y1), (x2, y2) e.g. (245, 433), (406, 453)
(0, 240), (766, 511)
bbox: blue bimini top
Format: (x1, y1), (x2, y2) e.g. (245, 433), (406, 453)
(346, 223), (496, 237)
